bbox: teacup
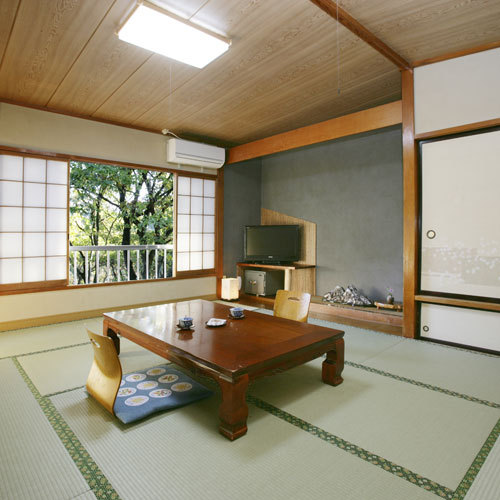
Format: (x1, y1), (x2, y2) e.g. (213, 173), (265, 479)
(178, 316), (193, 329)
(230, 307), (244, 318)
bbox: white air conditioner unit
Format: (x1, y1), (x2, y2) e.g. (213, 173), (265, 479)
(166, 138), (225, 168)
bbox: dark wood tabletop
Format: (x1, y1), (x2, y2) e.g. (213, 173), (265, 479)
(103, 299), (344, 440)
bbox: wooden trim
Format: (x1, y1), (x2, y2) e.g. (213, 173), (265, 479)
(412, 40), (500, 68)
(175, 269), (216, 278)
(237, 263), (315, 271)
(307, 0), (410, 70)
(415, 295), (500, 313)
(216, 167), (224, 298)
(0, 273), (216, 296)
(227, 101), (402, 164)
(0, 293), (217, 332)
(414, 118), (500, 141)
(401, 70), (418, 339)
(0, 279), (66, 294)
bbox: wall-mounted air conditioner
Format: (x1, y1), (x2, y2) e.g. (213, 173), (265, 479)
(166, 138), (225, 168)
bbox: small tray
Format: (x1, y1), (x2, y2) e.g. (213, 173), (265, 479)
(205, 318), (227, 327)
(228, 314), (245, 320)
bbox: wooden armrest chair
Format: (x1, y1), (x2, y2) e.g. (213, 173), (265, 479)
(273, 290), (311, 322)
(86, 329), (212, 424)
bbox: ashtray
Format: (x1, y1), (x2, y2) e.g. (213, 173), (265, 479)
(228, 314), (245, 320)
(205, 318), (227, 327)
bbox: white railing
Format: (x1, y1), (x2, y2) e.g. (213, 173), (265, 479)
(70, 244), (173, 285)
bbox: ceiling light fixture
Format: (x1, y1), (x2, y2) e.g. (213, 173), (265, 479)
(118, 2), (231, 69)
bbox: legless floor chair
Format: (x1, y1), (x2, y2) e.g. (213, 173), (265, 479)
(273, 290), (311, 322)
(86, 330), (213, 424)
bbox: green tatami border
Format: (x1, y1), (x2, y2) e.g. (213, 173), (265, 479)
(12, 357), (120, 500)
(345, 361), (500, 409)
(452, 416), (500, 500)
(4, 317), (500, 500)
(0, 341), (90, 361)
(247, 394), (455, 499)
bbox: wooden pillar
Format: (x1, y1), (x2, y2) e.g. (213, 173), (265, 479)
(216, 166), (224, 298)
(401, 69), (419, 338)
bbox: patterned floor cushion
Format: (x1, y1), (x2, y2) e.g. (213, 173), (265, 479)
(113, 365), (213, 424)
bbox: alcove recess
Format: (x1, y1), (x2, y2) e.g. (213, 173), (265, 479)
(238, 209), (403, 336)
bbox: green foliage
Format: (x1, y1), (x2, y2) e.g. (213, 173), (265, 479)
(70, 161), (173, 247)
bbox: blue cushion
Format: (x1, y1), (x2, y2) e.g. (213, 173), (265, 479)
(113, 364), (213, 424)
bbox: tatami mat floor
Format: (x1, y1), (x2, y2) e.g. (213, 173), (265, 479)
(1, 302), (499, 500)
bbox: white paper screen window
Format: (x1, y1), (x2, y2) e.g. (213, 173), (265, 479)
(0, 154), (68, 286)
(176, 176), (216, 272)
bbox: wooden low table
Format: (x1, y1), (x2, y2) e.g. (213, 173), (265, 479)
(103, 300), (344, 440)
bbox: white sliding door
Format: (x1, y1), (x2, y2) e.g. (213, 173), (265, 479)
(0, 154), (68, 290)
(420, 129), (500, 299)
(420, 303), (500, 351)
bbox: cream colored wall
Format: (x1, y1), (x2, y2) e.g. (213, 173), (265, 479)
(0, 102), (167, 167)
(0, 277), (216, 323)
(0, 102), (209, 173)
(414, 47), (500, 134)
(0, 103), (217, 323)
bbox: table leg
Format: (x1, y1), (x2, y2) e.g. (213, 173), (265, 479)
(217, 374), (249, 441)
(103, 319), (120, 355)
(322, 338), (344, 386)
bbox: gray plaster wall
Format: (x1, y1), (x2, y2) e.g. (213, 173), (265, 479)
(223, 158), (262, 277)
(261, 126), (403, 302)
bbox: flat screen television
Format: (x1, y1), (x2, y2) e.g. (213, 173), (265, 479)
(244, 225), (300, 264)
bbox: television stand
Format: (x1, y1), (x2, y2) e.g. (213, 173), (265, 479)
(236, 262), (316, 296)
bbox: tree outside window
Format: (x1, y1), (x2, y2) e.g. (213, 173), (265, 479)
(70, 161), (173, 284)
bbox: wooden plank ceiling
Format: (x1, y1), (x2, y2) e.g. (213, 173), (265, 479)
(0, 0), (499, 146)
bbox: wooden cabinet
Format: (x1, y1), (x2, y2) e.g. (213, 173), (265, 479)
(236, 262), (316, 297)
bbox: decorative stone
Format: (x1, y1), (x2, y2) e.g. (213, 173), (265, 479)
(323, 284), (372, 307)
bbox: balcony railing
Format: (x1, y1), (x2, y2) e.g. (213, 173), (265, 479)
(70, 244), (173, 285)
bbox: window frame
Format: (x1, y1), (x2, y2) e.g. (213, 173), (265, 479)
(0, 145), (222, 296)
(175, 173), (218, 276)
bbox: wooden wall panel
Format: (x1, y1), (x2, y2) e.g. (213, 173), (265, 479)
(261, 208), (316, 267)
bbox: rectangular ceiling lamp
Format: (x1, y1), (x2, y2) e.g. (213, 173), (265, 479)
(118, 3), (230, 69)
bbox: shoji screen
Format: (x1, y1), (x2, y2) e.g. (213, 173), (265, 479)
(176, 176), (216, 272)
(420, 129), (500, 299)
(0, 153), (68, 288)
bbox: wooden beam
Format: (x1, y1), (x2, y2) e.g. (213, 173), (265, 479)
(414, 117), (500, 141)
(308, 0), (411, 70)
(227, 101), (402, 164)
(415, 295), (500, 313)
(401, 70), (418, 339)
